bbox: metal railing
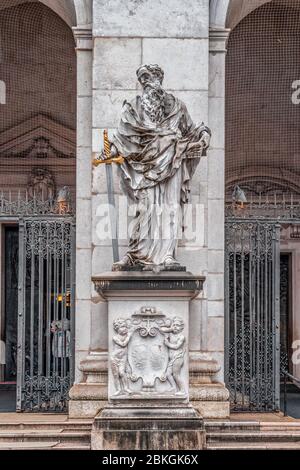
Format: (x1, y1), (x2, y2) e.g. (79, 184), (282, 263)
(0, 189), (74, 217)
(282, 370), (300, 417)
(225, 191), (300, 221)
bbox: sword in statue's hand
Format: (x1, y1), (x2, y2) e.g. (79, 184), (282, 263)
(93, 130), (124, 264)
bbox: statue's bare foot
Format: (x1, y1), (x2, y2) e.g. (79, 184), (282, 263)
(163, 256), (180, 266)
(112, 255), (133, 270)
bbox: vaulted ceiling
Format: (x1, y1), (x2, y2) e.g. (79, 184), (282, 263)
(226, 0), (300, 30)
(0, 0), (76, 27)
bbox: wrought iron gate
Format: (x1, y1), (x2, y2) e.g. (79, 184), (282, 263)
(16, 217), (75, 412)
(225, 219), (281, 411)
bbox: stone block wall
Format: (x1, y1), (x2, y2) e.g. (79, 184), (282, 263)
(90, 0), (217, 368)
(72, 1), (230, 415)
(89, 0), (227, 379)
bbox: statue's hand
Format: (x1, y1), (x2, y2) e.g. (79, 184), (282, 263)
(186, 131), (210, 158)
(110, 143), (118, 158)
(187, 141), (203, 154)
(199, 131), (210, 149)
(97, 143), (119, 161)
(97, 149), (107, 161)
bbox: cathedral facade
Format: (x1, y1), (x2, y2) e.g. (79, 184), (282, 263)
(0, 0), (299, 431)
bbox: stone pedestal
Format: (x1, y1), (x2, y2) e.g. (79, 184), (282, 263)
(91, 271), (205, 450)
(69, 351), (108, 418)
(190, 352), (230, 418)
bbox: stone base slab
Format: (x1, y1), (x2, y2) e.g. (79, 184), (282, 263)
(190, 383), (230, 418)
(91, 406), (205, 450)
(69, 399), (107, 419)
(194, 400), (230, 419)
(190, 383), (229, 402)
(69, 383), (108, 419)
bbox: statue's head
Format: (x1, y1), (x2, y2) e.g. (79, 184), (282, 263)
(136, 64), (164, 90)
(137, 65), (165, 122)
(171, 317), (184, 333)
(113, 318), (128, 335)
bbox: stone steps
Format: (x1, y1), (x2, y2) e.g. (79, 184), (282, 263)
(205, 420), (300, 432)
(0, 421), (92, 431)
(208, 431), (300, 442)
(205, 421), (260, 432)
(0, 441), (91, 450)
(208, 442), (300, 450)
(0, 418), (92, 450)
(1, 417), (300, 450)
(260, 423), (300, 432)
(205, 420), (300, 450)
(0, 431), (91, 445)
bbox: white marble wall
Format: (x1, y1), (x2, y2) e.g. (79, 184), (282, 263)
(91, 0), (212, 358)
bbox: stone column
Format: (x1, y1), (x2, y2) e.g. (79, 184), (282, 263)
(69, 26), (107, 418)
(189, 27), (231, 419)
(207, 27), (230, 373)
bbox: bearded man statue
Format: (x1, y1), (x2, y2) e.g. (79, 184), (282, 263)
(106, 64), (211, 270)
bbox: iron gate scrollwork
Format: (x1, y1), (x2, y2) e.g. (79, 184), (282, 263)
(225, 219), (280, 412)
(16, 217), (75, 412)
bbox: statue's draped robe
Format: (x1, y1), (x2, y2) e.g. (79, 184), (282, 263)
(113, 95), (209, 265)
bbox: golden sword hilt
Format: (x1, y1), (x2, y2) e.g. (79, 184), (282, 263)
(93, 130), (124, 166)
(103, 129), (111, 159)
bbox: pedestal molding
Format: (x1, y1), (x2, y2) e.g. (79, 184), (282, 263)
(93, 272), (205, 300)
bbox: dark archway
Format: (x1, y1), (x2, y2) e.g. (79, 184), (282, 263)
(225, 0), (300, 202)
(0, 1), (76, 200)
(225, 0), (300, 415)
(0, 0), (76, 412)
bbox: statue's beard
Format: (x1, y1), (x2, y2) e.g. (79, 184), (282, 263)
(141, 84), (165, 123)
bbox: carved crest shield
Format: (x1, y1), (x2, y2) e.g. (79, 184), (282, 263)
(127, 328), (169, 390)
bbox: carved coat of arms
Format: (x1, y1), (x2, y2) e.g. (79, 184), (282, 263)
(110, 307), (187, 399)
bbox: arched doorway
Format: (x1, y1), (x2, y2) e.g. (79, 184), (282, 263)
(225, 0), (300, 412)
(0, 1), (76, 412)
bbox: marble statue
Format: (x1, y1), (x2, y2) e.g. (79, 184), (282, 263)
(102, 64), (211, 269)
(160, 317), (186, 394)
(111, 318), (133, 396)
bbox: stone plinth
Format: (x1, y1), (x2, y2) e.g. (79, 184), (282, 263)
(189, 352), (230, 418)
(69, 352), (108, 418)
(91, 271), (205, 450)
(91, 405), (205, 450)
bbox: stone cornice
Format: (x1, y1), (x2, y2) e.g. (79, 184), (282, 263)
(92, 272), (205, 300)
